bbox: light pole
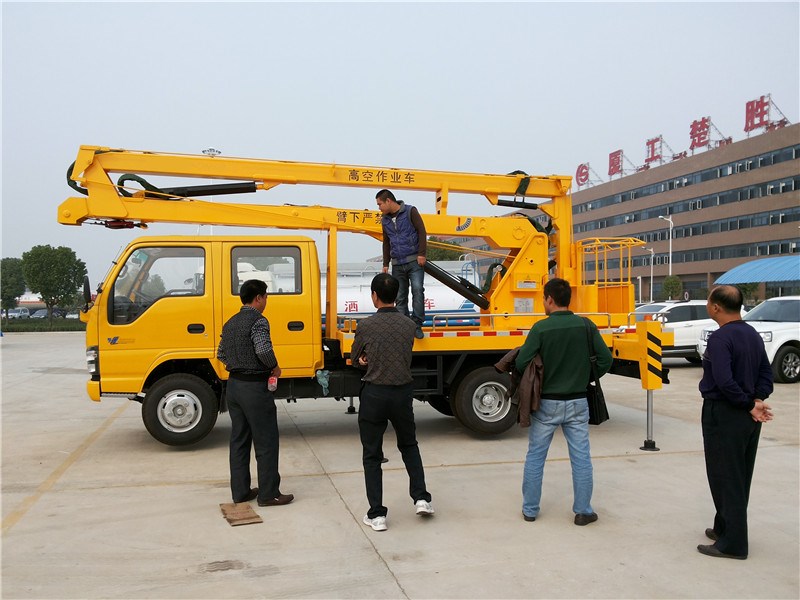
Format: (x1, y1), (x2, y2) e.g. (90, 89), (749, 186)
(658, 215), (673, 276)
(645, 247), (654, 302)
(201, 148), (221, 234)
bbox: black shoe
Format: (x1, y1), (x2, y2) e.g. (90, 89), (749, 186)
(705, 528), (719, 541)
(522, 512), (536, 522)
(574, 512), (598, 526)
(697, 544), (747, 560)
(235, 488), (258, 503)
(414, 327), (424, 339)
(258, 493), (294, 507)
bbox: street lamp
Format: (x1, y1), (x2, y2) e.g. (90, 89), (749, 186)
(201, 148), (221, 234)
(645, 247), (654, 302)
(658, 215), (674, 276)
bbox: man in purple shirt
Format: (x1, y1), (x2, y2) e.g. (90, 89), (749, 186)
(697, 285), (773, 560)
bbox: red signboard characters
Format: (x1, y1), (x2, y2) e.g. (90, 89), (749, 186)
(690, 117), (711, 150)
(644, 136), (662, 164)
(575, 163), (589, 186)
(744, 95), (770, 132)
(608, 150), (623, 177)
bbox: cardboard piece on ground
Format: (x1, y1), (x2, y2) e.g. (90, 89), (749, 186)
(219, 502), (263, 526)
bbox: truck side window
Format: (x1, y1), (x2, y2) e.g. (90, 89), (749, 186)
(231, 246), (301, 296)
(110, 247), (205, 325)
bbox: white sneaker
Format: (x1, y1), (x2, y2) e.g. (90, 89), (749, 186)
(363, 514), (387, 531)
(415, 500), (434, 516)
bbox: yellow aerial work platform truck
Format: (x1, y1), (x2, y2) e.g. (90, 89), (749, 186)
(59, 146), (670, 446)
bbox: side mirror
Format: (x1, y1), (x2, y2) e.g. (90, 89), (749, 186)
(83, 275), (91, 310)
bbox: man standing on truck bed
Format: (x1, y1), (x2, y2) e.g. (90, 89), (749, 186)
(351, 273), (434, 531)
(217, 279), (294, 507)
(376, 189), (427, 340)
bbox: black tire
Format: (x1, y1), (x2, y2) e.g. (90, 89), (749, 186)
(685, 356), (702, 364)
(452, 366), (516, 434)
(142, 374), (219, 446)
(772, 346), (800, 384)
(422, 394), (454, 416)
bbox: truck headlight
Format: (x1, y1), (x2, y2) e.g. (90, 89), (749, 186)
(759, 332), (773, 343)
(86, 346), (98, 374)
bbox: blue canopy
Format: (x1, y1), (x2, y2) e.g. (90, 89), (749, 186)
(715, 256), (800, 284)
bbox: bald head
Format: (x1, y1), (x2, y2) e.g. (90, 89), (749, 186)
(708, 285), (743, 314)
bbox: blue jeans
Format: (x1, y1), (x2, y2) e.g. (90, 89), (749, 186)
(522, 398), (593, 518)
(392, 261), (425, 327)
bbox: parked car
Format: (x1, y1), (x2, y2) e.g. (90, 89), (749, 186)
(7, 307), (30, 319)
(65, 310), (80, 319)
(31, 308), (68, 319)
(698, 296), (800, 384)
(629, 300), (742, 363)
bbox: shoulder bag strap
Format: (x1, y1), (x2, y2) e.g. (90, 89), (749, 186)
(583, 317), (599, 381)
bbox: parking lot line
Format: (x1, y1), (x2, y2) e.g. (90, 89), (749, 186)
(1, 402), (129, 534)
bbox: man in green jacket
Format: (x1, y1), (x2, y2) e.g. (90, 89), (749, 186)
(515, 278), (612, 525)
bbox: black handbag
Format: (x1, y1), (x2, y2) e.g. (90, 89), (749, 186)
(583, 318), (610, 425)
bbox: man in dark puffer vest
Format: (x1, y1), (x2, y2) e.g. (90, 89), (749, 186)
(376, 189), (428, 340)
(217, 279), (293, 507)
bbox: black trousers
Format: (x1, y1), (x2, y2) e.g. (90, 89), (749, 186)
(227, 377), (281, 503)
(358, 382), (431, 518)
(702, 398), (762, 556)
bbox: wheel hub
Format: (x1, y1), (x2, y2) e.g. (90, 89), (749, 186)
(783, 353), (800, 379)
(472, 384), (510, 422)
(158, 390), (201, 431)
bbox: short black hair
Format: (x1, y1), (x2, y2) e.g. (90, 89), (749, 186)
(543, 277), (571, 308)
(708, 285), (743, 313)
(240, 279), (267, 304)
(371, 272), (399, 304)
(375, 189), (397, 203)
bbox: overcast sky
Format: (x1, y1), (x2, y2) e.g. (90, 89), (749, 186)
(2, 2), (798, 285)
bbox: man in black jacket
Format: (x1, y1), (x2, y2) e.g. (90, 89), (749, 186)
(351, 273), (434, 532)
(217, 279), (293, 507)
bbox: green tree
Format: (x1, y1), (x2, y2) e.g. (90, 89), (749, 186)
(141, 274), (166, 297)
(21, 245), (87, 324)
(736, 282), (759, 305)
(661, 275), (683, 300)
(1, 257), (27, 319)
(426, 237), (463, 261)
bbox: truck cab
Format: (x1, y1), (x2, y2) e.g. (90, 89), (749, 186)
(86, 236), (322, 444)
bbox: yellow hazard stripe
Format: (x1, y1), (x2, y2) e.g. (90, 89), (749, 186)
(646, 331), (663, 379)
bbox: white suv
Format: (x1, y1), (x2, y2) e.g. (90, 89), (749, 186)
(698, 296), (800, 384)
(632, 300), (721, 363)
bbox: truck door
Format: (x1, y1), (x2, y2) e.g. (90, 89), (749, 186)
(99, 244), (214, 393)
(220, 242), (318, 378)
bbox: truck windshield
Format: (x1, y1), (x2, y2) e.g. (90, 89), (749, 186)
(110, 247), (205, 325)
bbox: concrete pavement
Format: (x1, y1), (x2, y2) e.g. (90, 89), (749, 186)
(2, 332), (798, 599)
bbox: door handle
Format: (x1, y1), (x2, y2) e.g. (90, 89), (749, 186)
(187, 324), (205, 334)
(287, 321), (304, 331)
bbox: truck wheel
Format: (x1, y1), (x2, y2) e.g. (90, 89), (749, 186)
(772, 346), (800, 384)
(142, 374), (219, 446)
(453, 367), (516, 434)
